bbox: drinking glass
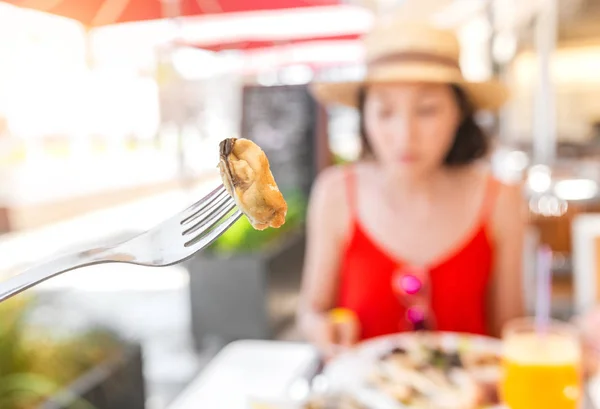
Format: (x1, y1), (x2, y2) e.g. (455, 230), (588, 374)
(500, 317), (582, 409)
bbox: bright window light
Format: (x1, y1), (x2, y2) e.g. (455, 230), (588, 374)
(554, 179), (598, 201)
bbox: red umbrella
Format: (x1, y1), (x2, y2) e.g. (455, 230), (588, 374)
(169, 4), (371, 54)
(2, 0), (341, 26)
(181, 33), (362, 52)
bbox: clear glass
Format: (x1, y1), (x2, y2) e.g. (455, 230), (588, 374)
(500, 317), (583, 409)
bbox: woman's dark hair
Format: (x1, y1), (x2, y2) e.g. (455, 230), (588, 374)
(358, 84), (489, 166)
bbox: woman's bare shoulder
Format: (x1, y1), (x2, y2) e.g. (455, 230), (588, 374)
(495, 179), (526, 215)
(314, 162), (378, 199)
(448, 163), (491, 191)
(496, 178), (524, 199)
(452, 163), (525, 211)
(310, 165), (350, 211)
(309, 164), (358, 236)
(489, 174), (527, 235)
(312, 164), (349, 197)
(454, 163), (521, 191)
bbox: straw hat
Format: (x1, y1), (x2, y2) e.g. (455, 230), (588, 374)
(311, 19), (509, 111)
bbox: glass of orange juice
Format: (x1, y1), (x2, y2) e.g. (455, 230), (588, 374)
(500, 317), (582, 409)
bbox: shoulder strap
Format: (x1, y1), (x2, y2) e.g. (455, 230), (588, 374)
(345, 166), (357, 219)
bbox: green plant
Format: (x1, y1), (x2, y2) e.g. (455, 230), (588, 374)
(0, 295), (122, 409)
(208, 189), (307, 255)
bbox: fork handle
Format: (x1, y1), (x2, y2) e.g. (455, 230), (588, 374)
(0, 248), (112, 302)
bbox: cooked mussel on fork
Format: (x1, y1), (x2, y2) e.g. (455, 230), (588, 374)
(218, 137), (287, 231)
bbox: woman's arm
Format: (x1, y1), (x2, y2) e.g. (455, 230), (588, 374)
(487, 182), (528, 337)
(297, 166), (353, 350)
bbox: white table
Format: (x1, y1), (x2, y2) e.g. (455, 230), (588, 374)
(168, 340), (600, 409)
(168, 340), (318, 409)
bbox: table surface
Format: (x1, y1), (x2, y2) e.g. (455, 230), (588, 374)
(168, 339), (600, 409)
(168, 340), (318, 409)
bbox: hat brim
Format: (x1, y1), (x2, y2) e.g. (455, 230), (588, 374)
(310, 76), (509, 111)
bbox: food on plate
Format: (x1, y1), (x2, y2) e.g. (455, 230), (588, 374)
(218, 137), (287, 230)
(304, 393), (368, 409)
(367, 333), (501, 408)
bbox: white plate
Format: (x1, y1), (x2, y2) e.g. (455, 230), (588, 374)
(323, 332), (504, 408)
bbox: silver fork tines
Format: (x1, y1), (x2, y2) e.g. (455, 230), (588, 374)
(180, 185), (229, 225)
(184, 206), (241, 249)
(182, 188), (233, 237)
(0, 184), (243, 303)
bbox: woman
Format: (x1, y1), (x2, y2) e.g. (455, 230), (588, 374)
(298, 21), (526, 358)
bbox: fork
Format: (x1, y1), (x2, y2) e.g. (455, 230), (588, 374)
(0, 185), (241, 302)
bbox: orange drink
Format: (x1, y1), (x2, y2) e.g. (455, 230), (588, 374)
(500, 318), (582, 409)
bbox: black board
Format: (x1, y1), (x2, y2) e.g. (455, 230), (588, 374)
(240, 84), (319, 199)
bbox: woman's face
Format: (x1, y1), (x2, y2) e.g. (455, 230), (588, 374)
(363, 83), (461, 177)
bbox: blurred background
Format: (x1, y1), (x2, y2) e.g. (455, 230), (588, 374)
(1, 0), (600, 408)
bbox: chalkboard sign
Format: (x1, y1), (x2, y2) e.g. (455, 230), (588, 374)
(240, 85), (319, 199)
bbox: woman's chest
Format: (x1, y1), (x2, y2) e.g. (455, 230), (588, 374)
(355, 197), (483, 267)
(339, 230), (493, 318)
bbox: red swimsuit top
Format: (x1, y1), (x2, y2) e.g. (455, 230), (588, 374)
(336, 168), (499, 340)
